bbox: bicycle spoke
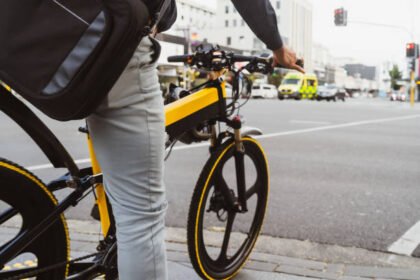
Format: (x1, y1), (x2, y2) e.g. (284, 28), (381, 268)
(0, 208), (18, 225)
(245, 182), (260, 200)
(216, 211), (236, 263)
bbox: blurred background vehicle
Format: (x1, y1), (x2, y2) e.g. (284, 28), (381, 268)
(278, 72), (318, 100)
(336, 88), (348, 102)
(252, 84), (277, 99)
(390, 91), (407, 102)
(317, 84), (338, 101)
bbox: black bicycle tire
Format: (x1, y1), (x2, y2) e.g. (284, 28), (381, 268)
(0, 159), (70, 280)
(187, 137), (269, 280)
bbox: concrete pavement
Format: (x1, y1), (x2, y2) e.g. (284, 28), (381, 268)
(65, 220), (420, 280)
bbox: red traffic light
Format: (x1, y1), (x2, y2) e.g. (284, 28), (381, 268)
(406, 43), (418, 58)
(334, 8), (347, 26)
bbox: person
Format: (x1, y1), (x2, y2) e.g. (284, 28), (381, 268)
(86, 0), (304, 279)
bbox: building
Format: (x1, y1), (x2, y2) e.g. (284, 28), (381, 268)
(201, 0), (313, 71)
(344, 64), (377, 81)
(157, 0), (216, 64)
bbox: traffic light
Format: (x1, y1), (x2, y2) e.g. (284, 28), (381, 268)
(408, 58), (416, 71)
(406, 43), (418, 58)
(334, 8), (348, 26)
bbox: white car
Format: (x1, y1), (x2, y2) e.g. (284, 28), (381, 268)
(317, 84), (337, 101)
(390, 92), (406, 102)
(251, 84), (277, 99)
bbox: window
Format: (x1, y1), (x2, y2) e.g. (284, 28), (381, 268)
(283, 79), (300, 85)
(225, 6), (229, 14)
(225, 20), (229, 27)
(233, 19), (237, 27)
(276, 1), (281, 9)
(227, 37), (231, 45)
(241, 20), (245, 26)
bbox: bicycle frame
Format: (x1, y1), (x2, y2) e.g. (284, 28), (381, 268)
(0, 73), (253, 277)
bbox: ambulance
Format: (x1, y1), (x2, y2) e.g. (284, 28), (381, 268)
(278, 72), (318, 100)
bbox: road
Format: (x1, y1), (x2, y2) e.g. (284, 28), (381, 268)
(1, 97), (420, 259)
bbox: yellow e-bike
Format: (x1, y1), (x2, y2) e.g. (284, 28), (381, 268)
(0, 46), (301, 279)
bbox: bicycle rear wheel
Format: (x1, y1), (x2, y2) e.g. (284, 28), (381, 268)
(187, 137), (269, 279)
(0, 159), (69, 279)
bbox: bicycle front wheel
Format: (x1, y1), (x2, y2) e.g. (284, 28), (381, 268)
(187, 137), (269, 279)
(0, 159), (69, 280)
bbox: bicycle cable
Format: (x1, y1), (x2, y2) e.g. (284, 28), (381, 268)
(164, 137), (180, 161)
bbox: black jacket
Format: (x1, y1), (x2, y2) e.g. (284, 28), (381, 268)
(145, 0), (283, 51)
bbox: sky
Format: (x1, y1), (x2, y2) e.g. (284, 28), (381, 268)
(308, 0), (419, 66)
(199, 0), (420, 67)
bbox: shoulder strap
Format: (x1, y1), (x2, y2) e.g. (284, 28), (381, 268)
(150, 0), (172, 31)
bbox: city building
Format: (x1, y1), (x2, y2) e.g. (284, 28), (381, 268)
(157, 0), (216, 64)
(201, 0), (313, 71)
(344, 64), (377, 81)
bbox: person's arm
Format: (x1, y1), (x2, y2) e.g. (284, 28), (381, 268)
(231, 0), (304, 73)
(231, 0), (282, 51)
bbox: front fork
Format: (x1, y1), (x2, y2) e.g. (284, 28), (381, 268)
(211, 116), (248, 213)
(232, 117), (248, 212)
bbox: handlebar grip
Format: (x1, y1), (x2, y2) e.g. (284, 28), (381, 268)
(231, 55), (255, 62)
(167, 55), (192, 63)
(296, 59), (304, 68)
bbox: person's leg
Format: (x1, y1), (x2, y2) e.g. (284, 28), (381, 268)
(87, 37), (167, 280)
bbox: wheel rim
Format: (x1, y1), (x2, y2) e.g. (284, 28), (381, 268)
(197, 141), (268, 277)
(0, 161), (69, 280)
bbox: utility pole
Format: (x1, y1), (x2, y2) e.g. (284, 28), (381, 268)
(406, 43), (418, 107)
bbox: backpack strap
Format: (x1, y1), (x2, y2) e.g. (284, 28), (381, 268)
(143, 0), (172, 36)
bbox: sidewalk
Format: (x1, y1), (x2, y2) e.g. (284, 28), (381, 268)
(65, 220), (420, 280)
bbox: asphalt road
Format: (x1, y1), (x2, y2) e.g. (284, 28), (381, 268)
(1, 97), (420, 258)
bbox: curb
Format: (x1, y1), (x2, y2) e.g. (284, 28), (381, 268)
(66, 219), (420, 280)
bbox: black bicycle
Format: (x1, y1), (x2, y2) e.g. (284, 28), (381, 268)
(0, 45), (301, 279)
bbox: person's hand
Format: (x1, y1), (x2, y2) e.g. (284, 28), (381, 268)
(273, 46), (305, 73)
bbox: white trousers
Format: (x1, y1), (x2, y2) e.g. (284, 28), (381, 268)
(87, 36), (168, 280)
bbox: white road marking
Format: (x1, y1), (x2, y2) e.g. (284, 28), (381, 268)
(257, 114), (420, 140)
(388, 221), (420, 256)
(290, 120), (331, 125)
(25, 114), (420, 171)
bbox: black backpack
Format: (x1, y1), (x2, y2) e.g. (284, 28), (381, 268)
(0, 0), (170, 121)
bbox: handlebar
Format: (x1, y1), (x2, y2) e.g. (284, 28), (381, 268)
(167, 47), (304, 73)
(167, 54), (193, 63)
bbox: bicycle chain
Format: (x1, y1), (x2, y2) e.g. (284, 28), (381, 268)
(4, 252), (101, 280)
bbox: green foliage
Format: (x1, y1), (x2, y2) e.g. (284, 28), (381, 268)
(389, 65), (402, 91)
(267, 73), (281, 88)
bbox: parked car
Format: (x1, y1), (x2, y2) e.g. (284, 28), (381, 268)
(252, 84), (277, 99)
(335, 88), (347, 102)
(390, 91), (406, 102)
(317, 84), (338, 101)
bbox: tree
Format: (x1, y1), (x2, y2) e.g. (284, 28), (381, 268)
(389, 65), (402, 91)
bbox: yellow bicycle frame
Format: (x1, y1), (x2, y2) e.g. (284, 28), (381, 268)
(91, 81), (227, 237)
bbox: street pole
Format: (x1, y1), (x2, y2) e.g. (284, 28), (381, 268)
(410, 70), (415, 107)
